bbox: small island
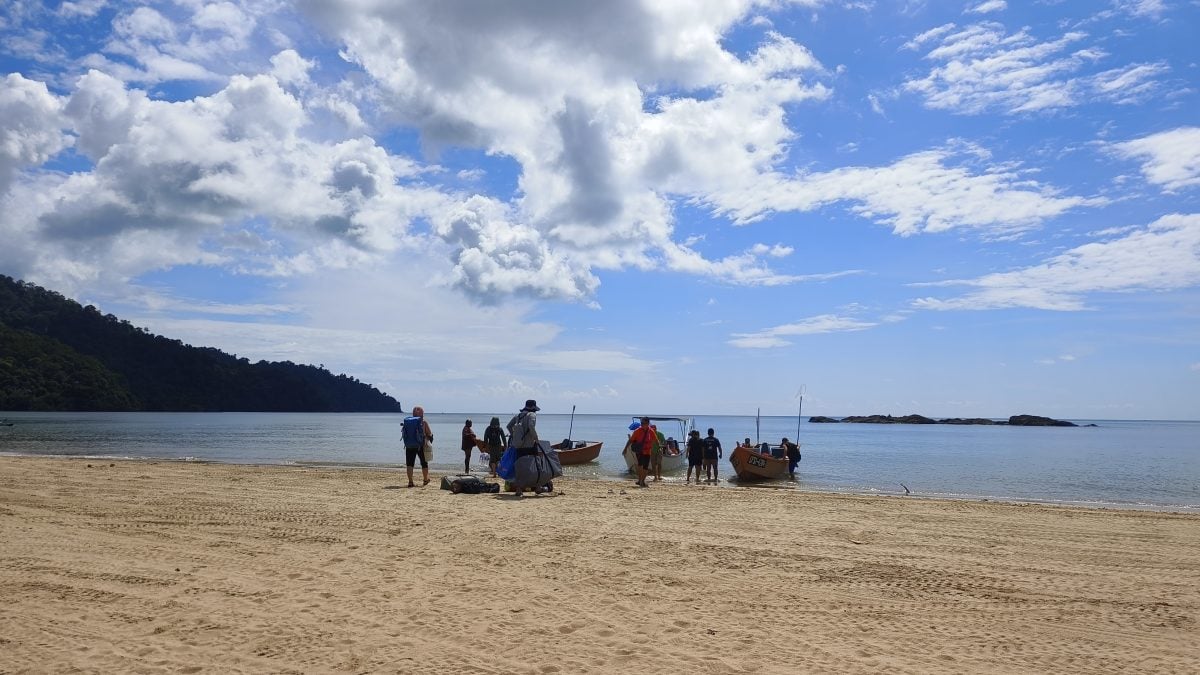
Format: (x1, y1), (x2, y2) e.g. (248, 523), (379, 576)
(809, 414), (1079, 427)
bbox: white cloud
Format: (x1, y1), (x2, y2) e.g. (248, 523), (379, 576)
(1115, 0), (1167, 17)
(0, 1), (1126, 307)
(0, 68), (442, 295)
(903, 22), (1169, 114)
(912, 213), (1200, 310)
(721, 145), (1100, 236)
(729, 314), (879, 348)
(1111, 127), (1200, 192)
(966, 1), (1007, 14)
(0, 74), (72, 193)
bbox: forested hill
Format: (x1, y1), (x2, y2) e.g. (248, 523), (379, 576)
(0, 276), (403, 413)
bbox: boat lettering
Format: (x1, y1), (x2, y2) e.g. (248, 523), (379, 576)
(747, 454), (768, 469)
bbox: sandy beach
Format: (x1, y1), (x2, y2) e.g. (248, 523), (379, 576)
(1, 457), (1198, 674)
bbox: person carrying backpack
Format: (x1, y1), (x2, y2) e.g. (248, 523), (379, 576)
(401, 406), (433, 488)
(506, 399), (543, 496)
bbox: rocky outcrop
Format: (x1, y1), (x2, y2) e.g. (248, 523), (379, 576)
(841, 414), (938, 424)
(805, 414), (1079, 426)
(1007, 414), (1077, 427)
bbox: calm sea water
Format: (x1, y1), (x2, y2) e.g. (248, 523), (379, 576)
(1, 412), (1197, 511)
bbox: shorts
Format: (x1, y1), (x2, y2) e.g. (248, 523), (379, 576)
(651, 446), (662, 462)
(405, 445), (428, 469)
(636, 453), (651, 469)
(688, 454), (703, 468)
(703, 450), (718, 461)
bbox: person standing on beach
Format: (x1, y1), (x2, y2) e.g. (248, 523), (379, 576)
(627, 417), (657, 488)
(460, 419), (477, 473)
(685, 429), (703, 484)
(401, 406), (433, 488)
(483, 417), (506, 478)
(702, 428), (722, 482)
(507, 399), (540, 496)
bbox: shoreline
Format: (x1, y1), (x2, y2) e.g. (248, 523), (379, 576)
(2, 450), (1195, 514)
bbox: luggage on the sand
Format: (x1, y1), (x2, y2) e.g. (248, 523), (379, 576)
(439, 474), (500, 494)
(454, 479), (500, 494)
(440, 474), (475, 490)
(511, 440), (562, 491)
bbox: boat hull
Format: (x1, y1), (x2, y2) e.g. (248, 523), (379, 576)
(729, 445), (790, 481)
(552, 440), (603, 465)
(622, 445), (686, 473)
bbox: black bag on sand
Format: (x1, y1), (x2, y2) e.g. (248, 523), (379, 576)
(440, 474), (475, 490)
(448, 476), (500, 494)
(459, 479), (500, 494)
(512, 440), (563, 490)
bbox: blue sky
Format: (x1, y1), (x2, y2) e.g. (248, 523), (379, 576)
(1, 0), (1198, 419)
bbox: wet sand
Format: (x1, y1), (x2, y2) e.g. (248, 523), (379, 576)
(1, 457), (1198, 674)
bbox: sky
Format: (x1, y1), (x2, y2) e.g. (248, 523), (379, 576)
(1, 0), (1198, 420)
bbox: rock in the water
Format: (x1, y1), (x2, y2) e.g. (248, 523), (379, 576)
(937, 418), (997, 425)
(1008, 414), (1077, 427)
(842, 414), (937, 425)
(808, 416), (841, 423)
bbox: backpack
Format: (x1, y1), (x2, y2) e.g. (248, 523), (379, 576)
(402, 416), (425, 448)
(509, 412), (537, 448)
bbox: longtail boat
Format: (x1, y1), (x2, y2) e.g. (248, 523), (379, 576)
(551, 439), (603, 465)
(729, 443), (790, 481)
(622, 416), (690, 474)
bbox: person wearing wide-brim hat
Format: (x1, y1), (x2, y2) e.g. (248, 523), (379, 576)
(506, 399), (542, 495)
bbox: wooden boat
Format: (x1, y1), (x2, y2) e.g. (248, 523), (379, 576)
(729, 443), (790, 481)
(622, 416), (690, 474)
(473, 438), (603, 465)
(551, 439), (603, 465)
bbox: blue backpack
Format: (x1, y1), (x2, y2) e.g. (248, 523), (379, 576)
(401, 416), (424, 448)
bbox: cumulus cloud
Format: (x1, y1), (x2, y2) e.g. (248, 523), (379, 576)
(912, 213), (1200, 310)
(0, 68), (439, 294)
(0, 1), (1110, 306)
(903, 21), (1169, 114)
(1111, 127), (1200, 192)
(729, 314), (879, 348)
(0, 74), (72, 193)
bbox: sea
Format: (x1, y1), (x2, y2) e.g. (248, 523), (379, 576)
(1, 412), (1197, 512)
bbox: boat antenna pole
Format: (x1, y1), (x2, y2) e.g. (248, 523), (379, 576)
(567, 404), (576, 443)
(796, 385), (805, 441)
(756, 407), (761, 445)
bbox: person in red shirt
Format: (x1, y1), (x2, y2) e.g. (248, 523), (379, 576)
(627, 416), (658, 488)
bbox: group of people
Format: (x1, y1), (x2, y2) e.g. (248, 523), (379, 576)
(626, 417), (724, 487)
(458, 416), (510, 476)
(403, 399), (546, 493)
(403, 403), (802, 490)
